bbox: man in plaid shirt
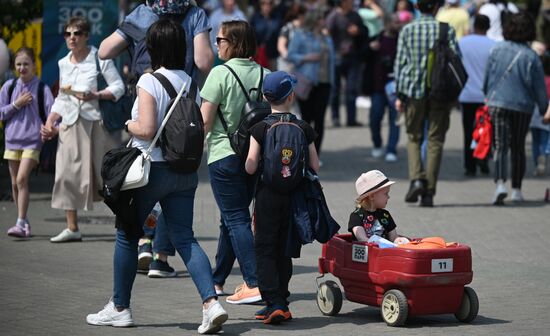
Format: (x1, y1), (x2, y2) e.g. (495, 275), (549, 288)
(394, 0), (459, 207)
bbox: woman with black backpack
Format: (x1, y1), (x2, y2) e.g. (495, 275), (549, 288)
(200, 20), (265, 305)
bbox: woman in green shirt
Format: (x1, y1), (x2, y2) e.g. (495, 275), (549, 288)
(200, 20), (265, 304)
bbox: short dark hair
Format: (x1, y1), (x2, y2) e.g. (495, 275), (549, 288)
(502, 12), (536, 43)
(416, 0), (442, 13)
(63, 16), (90, 35)
(146, 18), (186, 71)
(473, 14), (490, 32)
(220, 20), (257, 59)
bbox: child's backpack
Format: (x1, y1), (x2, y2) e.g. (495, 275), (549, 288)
(151, 72), (204, 174)
(262, 113), (309, 193)
(471, 105), (492, 160)
(426, 22), (468, 102)
(217, 64), (271, 159)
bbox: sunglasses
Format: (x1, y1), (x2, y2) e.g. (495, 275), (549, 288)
(63, 30), (84, 38)
(216, 37), (230, 45)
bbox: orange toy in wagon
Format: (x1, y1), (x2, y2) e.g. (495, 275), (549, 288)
(316, 234), (479, 326)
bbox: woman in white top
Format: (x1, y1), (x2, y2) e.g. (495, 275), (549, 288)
(86, 19), (228, 334)
(41, 16), (124, 243)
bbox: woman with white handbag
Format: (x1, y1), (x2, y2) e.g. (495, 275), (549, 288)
(86, 19), (228, 333)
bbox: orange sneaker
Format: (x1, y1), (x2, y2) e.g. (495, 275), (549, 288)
(226, 283), (262, 304)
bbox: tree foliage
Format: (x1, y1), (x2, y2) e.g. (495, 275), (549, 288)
(0, 0), (43, 42)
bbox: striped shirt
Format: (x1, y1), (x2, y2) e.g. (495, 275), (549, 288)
(394, 15), (459, 99)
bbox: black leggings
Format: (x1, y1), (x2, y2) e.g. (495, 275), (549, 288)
(490, 107), (531, 189)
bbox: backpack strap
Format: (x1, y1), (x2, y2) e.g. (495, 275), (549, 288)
(37, 82), (46, 124)
(222, 64), (252, 102)
(152, 72), (197, 101)
(7, 78), (17, 100)
(152, 72), (178, 99)
(438, 22), (449, 43)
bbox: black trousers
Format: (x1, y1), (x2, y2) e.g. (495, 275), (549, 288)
(490, 107), (532, 189)
(298, 83), (331, 155)
(254, 186), (292, 307)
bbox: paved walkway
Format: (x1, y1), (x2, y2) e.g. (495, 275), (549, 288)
(1, 106), (549, 335)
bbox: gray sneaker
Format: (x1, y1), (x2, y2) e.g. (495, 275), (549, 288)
(86, 300), (134, 327)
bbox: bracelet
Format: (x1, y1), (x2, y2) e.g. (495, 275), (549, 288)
(12, 102), (20, 110)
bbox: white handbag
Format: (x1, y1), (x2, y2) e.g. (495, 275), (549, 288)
(119, 78), (189, 191)
(120, 152), (151, 191)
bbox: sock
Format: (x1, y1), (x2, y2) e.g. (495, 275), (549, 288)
(16, 218), (26, 227)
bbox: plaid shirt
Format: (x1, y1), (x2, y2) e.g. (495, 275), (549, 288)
(394, 15), (459, 99)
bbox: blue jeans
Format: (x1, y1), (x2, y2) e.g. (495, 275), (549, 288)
(531, 128), (550, 165)
(113, 163), (216, 308)
(330, 58), (362, 124)
(370, 91), (400, 154)
(208, 155), (257, 288)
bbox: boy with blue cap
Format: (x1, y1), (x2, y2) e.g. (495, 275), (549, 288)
(245, 71), (320, 324)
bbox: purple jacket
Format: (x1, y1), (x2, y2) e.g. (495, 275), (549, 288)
(0, 76), (54, 150)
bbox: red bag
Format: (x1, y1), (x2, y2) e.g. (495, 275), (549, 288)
(253, 44), (270, 68)
(472, 105), (492, 160)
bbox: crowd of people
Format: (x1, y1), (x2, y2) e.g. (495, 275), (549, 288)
(2, 0), (550, 333)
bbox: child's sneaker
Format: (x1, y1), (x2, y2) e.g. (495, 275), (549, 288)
(137, 241), (153, 273)
(226, 283), (262, 304)
(7, 221), (30, 238)
(86, 300), (134, 327)
(263, 305), (292, 324)
(198, 301), (228, 334)
(148, 259), (177, 278)
(254, 306), (270, 320)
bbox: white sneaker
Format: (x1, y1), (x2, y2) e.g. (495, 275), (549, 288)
(511, 189), (524, 202)
(50, 228), (82, 243)
(198, 301), (228, 334)
(371, 148), (384, 159)
(86, 300), (134, 327)
(492, 181), (508, 205)
(385, 152), (398, 162)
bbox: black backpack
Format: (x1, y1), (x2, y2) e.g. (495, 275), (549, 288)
(119, 9), (190, 95)
(261, 113), (309, 193)
(217, 64), (271, 159)
(152, 72), (204, 174)
(427, 22), (468, 102)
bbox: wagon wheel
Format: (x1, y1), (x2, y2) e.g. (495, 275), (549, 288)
(381, 289), (408, 327)
(454, 287), (479, 323)
(316, 280), (343, 316)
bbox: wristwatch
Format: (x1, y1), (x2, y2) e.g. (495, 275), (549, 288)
(124, 120), (131, 133)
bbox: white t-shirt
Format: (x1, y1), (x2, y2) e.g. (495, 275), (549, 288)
(131, 67), (200, 162)
(479, 2), (519, 41)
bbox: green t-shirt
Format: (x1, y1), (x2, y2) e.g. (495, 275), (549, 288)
(200, 58), (268, 164)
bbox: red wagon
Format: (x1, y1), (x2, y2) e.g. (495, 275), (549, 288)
(316, 234), (479, 326)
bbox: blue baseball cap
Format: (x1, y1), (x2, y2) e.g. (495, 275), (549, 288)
(262, 71), (297, 102)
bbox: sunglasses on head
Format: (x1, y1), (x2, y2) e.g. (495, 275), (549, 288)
(63, 30), (84, 38)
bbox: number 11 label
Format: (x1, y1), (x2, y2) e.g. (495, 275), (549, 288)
(431, 258), (453, 273)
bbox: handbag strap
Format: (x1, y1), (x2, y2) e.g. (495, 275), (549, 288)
(489, 50), (522, 101)
(142, 71), (190, 158)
